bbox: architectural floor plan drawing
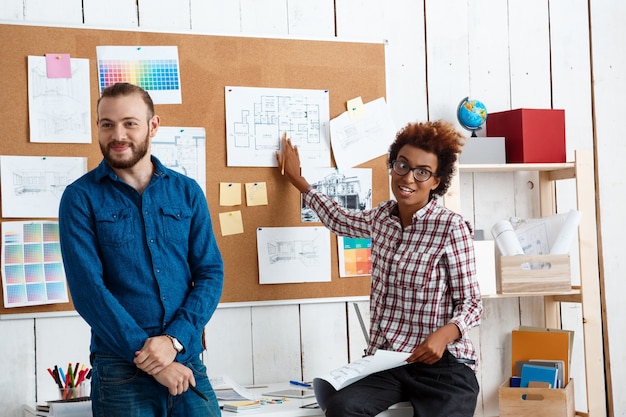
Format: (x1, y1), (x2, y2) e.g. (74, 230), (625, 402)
(151, 127), (207, 194)
(225, 86), (331, 167)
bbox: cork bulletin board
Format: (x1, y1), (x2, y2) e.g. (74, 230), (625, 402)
(0, 23), (388, 315)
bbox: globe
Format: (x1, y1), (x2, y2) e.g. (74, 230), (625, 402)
(457, 97), (488, 137)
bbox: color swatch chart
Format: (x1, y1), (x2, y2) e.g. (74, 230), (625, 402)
(338, 237), (372, 277)
(96, 45), (182, 104)
(1, 221), (68, 308)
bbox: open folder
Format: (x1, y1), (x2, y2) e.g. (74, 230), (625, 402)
(511, 327), (572, 382)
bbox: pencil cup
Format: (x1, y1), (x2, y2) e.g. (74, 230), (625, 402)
(59, 383), (87, 400)
(60, 387), (79, 400)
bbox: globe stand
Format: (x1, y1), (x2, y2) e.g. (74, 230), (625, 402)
(456, 96), (487, 138)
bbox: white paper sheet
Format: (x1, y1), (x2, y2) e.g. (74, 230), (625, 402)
(28, 56), (92, 143)
(150, 126), (207, 194)
(256, 226), (331, 284)
(225, 86), (331, 167)
(329, 97), (396, 169)
(0, 156), (87, 218)
(96, 45), (182, 104)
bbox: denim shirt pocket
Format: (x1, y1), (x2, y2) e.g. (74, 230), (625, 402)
(95, 208), (134, 246)
(160, 206), (192, 243)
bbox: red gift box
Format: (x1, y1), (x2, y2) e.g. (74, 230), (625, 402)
(486, 109), (566, 163)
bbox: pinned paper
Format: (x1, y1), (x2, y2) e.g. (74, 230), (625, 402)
(245, 182), (268, 206)
(45, 53), (72, 78)
(219, 182), (242, 206)
(347, 96), (366, 120)
(219, 211), (244, 236)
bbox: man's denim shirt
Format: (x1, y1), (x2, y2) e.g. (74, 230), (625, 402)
(59, 156), (224, 364)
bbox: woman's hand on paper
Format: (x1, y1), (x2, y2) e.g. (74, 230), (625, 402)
(276, 133), (311, 193)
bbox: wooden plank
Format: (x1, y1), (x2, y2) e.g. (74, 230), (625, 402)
(0, 318), (36, 417)
(589, 0), (626, 414)
(0, 0), (24, 20)
(251, 305), (301, 383)
(573, 150), (606, 416)
(287, 0), (334, 37)
(34, 316), (90, 402)
(138, 0), (191, 30)
(190, 0), (241, 33)
(507, 0), (552, 108)
(240, 0), (288, 34)
(300, 302), (348, 382)
(424, 0), (470, 122)
(467, 0), (511, 116)
(24, 0), (83, 24)
(83, 0), (138, 27)
(204, 307), (254, 385)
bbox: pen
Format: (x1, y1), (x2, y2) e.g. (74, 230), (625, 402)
(281, 132), (286, 175)
(289, 380), (312, 388)
(189, 384), (208, 401)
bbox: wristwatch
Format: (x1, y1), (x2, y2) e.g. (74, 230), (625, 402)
(165, 334), (184, 353)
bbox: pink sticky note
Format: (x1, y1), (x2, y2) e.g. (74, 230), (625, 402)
(45, 53), (72, 78)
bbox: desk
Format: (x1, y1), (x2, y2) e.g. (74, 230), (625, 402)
(220, 383), (412, 417)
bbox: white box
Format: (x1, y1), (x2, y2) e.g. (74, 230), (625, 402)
(474, 240), (496, 295)
(459, 137), (506, 164)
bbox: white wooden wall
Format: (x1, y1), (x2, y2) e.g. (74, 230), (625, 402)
(1, 1), (625, 417)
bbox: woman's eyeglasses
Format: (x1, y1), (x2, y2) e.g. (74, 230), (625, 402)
(391, 160), (434, 182)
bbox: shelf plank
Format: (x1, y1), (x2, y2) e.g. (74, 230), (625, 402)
(458, 161), (574, 173)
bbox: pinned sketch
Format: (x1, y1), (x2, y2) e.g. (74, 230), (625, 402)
(225, 86), (331, 167)
(256, 226), (331, 284)
(0, 156), (87, 218)
(330, 97), (396, 169)
(300, 167), (373, 277)
(300, 167), (372, 223)
(151, 127), (206, 194)
(27, 55), (91, 143)
(1, 221), (69, 308)
(96, 46), (182, 104)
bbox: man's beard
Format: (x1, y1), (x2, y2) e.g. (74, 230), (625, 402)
(100, 133), (150, 169)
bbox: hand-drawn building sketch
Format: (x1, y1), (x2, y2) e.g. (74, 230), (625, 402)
(27, 56), (92, 143)
(256, 226), (331, 284)
(0, 156), (87, 218)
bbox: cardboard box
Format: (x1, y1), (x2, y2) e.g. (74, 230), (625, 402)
(486, 109), (566, 163)
(496, 254), (571, 294)
(458, 137), (506, 164)
(499, 378), (574, 417)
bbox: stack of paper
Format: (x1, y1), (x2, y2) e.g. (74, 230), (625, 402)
(35, 399), (92, 416)
(222, 400), (261, 413)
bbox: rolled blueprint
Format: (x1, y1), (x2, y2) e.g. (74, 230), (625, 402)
(491, 220), (524, 256)
(550, 209), (582, 254)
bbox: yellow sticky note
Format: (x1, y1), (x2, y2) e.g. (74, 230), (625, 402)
(245, 182), (268, 206)
(219, 182), (242, 206)
(219, 210), (244, 236)
(347, 96), (366, 120)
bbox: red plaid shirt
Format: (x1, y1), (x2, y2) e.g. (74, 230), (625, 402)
(303, 189), (482, 368)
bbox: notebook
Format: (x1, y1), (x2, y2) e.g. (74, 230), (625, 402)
(262, 389), (315, 399)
